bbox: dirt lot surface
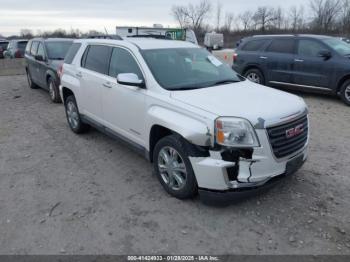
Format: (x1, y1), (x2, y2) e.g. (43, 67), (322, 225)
(0, 75), (349, 255)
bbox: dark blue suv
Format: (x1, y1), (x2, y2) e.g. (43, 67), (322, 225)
(233, 35), (350, 106)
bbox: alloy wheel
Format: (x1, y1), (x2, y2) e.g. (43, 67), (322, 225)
(158, 146), (187, 191)
(27, 72), (32, 87)
(345, 85), (350, 102)
(246, 72), (261, 84)
(49, 82), (55, 100)
(66, 101), (79, 129)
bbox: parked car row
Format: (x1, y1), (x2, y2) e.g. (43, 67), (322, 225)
(233, 34), (350, 106)
(2, 39), (28, 58)
(23, 37), (308, 204)
(0, 40), (9, 58)
(23, 33), (350, 203)
(25, 38), (73, 102)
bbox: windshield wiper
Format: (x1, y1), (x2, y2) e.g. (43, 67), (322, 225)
(171, 86), (202, 91)
(208, 79), (240, 87)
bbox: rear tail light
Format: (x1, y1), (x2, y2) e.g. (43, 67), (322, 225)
(15, 50), (22, 58)
(57, 63), (64, 79)
(233, 53), (238, 64)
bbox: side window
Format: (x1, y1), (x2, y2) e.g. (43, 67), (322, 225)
(266, 38), (295, 54)
(241, 39), (269, 52)
(25, 41), (32, 54)
(109, 47), (143, 80)
(298, 39), (326, 57)
(37, 43), (46, 59)
(64, 43), (81, 64)
(30, 41), (39, 56)
(83, 45), (112, 75)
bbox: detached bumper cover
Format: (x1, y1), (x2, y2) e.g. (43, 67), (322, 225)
(199, 156), (306, 205)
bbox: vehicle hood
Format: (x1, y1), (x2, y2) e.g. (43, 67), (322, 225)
(170, 80), (307, 128)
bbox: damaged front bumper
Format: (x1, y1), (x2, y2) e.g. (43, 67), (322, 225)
(189, 129), (308, 204)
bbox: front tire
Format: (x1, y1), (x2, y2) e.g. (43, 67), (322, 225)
(340, 80), (350, 106)
(64, 95), (89, 134)
(244, 68), (265, 85)
(48, 77), (61, 103)
(153, 135), (198, 200)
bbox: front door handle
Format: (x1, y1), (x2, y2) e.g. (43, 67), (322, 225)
(76, 72), (83, 78)
(294, 59), (304, 63)
(260, 56), (268, 60)
(103, 82), (113, 88)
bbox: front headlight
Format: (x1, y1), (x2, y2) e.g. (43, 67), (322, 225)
(215, 117), (260, 147)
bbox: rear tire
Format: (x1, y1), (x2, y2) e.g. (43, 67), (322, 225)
(244, 68), (265, 85)
(48, 77), (62, 103)
(64, 95), (89, 134)
(153, 135), (198, 200)
(340, 80), (350, 106)
(26, 70), (39, 89)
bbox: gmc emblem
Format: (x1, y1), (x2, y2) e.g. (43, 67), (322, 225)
(286, 124), (304, 139)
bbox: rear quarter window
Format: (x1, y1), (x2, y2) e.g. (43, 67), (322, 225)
(241, 39), (269, 51)
(266, 38), (295, 54)
(82, 45), (112, 75)
(64, 43), (82, 64)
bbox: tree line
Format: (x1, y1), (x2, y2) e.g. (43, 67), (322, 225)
(171, 0), (350, 45)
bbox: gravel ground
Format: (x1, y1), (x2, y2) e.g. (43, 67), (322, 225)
(0, 75), (349, 255)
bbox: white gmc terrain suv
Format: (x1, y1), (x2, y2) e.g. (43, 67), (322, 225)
(60, 38), (309, 203)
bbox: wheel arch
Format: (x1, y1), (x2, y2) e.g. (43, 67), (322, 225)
(242, 64), (264, 76)
(61, 86), (74, 103)
(45, 70), (57, 86)
(147, 106), (212, 162)
(337, 74), (350, 94)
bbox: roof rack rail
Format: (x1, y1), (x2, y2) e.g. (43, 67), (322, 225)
(86, 35), (123, 40)
(127, 34), (171, 40)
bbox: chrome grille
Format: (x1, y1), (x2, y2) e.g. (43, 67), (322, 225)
(267, 115), (308, 159)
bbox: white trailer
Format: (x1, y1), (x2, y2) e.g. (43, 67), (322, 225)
(116, 26), (198, 45)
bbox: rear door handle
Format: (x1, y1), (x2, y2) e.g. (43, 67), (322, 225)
(294, 59), (304, 63)
(76, 72), (83, 78)
(260, 56), (268, 59)
(103, 82), (113, 88)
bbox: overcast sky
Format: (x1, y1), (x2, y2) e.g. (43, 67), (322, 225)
(0, 0), (307, 36)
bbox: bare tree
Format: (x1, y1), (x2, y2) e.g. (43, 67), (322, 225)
(289, 6), (305, 31)
(171, 0), (212, 32)
(238, 11), (253, 31)
(310, 0), (342, 32)
(339, 0), (350, 34)
(253, 6), (276, 32)
(171, 5), (189, 28)
(216, 1), (223, 31)
(20, 29), (34, 39)
(272, 7), (284, 29)
(223, 12), (235, 32)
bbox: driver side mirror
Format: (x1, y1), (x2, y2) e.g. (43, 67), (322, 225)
(318, 50), (332, 60)
(35, 54), (45, 62)
(117, 73), (145, 88)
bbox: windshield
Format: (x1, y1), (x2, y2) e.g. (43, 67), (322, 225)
(0, 42), (8, 50)
(142, 48), (242, 90)
(17, 41), (28, 52)
(45, 41), (73, 60)
(323, 38), (350, 56)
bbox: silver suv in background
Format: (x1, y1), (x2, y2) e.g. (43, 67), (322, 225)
(3, 39), (28, 58)
(60, 38), (309, 204)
